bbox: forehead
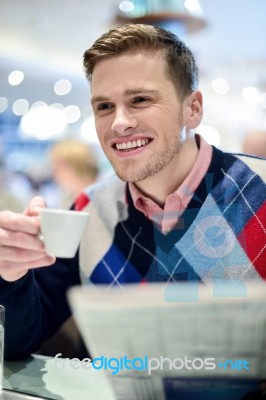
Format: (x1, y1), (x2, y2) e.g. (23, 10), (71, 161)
(91, 50), (170, 95)
(92, 48), (165, 71)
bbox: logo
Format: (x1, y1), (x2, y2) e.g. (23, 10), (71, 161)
(54, 353), (250, 375)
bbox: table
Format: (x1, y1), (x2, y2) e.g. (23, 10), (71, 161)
(3, 355), (264, 399)
(3, 354), (116, 400)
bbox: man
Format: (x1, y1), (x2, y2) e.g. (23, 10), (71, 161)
(50, 139), (99, 208)
(0, 24), (265, 360)
(242, 130), (266, 158)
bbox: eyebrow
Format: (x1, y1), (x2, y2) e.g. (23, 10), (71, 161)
(91, 89), (160, 106)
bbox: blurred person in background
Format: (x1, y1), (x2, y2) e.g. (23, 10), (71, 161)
(50, 139), (99, 208)
(242, 130), (266, 158)
(0, 24), (265, 361)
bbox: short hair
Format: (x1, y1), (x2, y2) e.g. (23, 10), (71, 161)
(50, 140), (99, 179)
(83, 23), (198, 100)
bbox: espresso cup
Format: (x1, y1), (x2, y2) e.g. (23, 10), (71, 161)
(40, 209), (89, 258)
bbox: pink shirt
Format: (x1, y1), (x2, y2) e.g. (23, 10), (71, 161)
(128, 135), (213, 234)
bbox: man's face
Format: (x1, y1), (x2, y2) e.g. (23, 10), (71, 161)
(91, 50), (190, 184)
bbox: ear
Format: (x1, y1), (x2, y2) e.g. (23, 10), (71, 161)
(182, 91), (203, 129)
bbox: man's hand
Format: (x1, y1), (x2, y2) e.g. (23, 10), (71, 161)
(0, 197), (55, 282)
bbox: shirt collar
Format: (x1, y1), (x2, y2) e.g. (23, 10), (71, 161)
(128, 134), (213, 218)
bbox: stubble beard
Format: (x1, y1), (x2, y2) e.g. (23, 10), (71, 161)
(111, 128), (183, 183)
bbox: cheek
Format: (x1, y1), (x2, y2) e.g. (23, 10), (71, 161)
(95, 116), (108, 134)
(94, 122), (109, 150)
(94, 119), (104, 139)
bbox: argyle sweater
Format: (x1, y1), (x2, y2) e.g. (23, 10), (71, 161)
(78, 146), (266, 284)
(1, 146), (265, 360)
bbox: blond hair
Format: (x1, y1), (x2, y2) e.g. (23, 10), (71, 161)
(50, 140), (99, 179)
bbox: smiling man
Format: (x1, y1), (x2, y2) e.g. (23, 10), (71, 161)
(0, 24), (265, 360)
(90, 50), (201, 199)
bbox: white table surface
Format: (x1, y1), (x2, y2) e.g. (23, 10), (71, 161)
(3, 354), (116, 400)
(3, 354), (264, 400)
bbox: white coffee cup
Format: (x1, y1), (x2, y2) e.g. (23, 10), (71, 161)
(40, 209), (89, 258)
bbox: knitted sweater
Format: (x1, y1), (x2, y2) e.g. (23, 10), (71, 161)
(1, 146), (265, 360)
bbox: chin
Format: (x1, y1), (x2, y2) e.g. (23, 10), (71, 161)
(115, 170), (142, 183)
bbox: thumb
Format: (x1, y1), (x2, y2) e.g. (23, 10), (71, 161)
(24, 196), (46, 217)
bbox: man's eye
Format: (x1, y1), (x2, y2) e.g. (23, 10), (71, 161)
(132, 96), (149, 104)
(97, 103), (112, 111)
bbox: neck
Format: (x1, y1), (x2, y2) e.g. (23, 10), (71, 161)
(134, 136), (199, 207)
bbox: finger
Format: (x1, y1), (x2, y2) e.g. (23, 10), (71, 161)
(0, 269), (29, 282)
(0, 229), (45, 251)
(0, 211), (40, 235)
(0, 255), (56, 276)
(0, 244), (50, 261)
(24, 196), (46, 217)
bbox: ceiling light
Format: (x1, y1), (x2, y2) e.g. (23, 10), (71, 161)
(50, 103), (64, 110)
(20, 105), (66, 140)
(63, 105), (81, 123)
(211, 78), (229, 95)
(54, 79), (72, 96)
(242, 87), (260, 104)
(8, 70), (24, 86)
(119, 1), (134, 13)
(12, 99), (29, 116)
(31, 101), (47, 110)
(184, 0), (203, 17)
(115, 0), (206, 35)
(0, 97), (8, 113)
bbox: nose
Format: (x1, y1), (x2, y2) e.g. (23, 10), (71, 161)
(111, 107), (137, 134)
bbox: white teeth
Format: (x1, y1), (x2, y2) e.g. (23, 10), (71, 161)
(115, 139), (149, 151)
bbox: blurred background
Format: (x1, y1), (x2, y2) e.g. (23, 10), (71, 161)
(0, 0), (266, 209)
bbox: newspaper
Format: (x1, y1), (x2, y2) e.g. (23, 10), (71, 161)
(67, 282), (266, 399)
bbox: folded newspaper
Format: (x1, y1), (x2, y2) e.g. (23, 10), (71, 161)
(68, 282), (266, 400)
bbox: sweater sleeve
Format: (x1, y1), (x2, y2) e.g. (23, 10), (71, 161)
(0, 250), (80, 361)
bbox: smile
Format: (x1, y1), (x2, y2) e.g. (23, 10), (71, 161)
(114, 139), (150, 151)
